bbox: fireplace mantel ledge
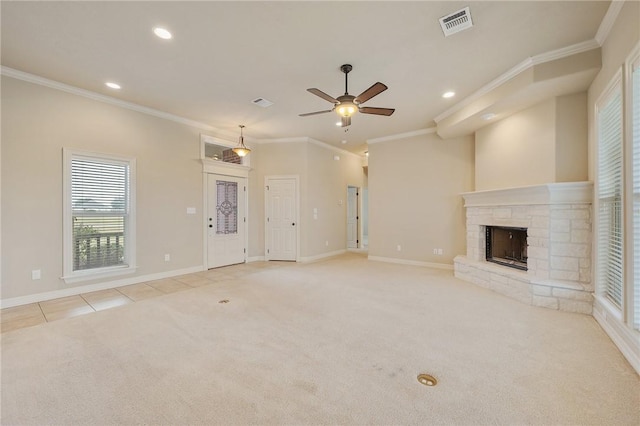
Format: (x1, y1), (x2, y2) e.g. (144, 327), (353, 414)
(461, 182), (593, 207)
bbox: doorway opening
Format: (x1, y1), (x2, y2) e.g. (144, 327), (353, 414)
(347, 186), (359, 249)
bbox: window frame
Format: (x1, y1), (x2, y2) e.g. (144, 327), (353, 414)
(627, 46), (640, 330)
(594, 70), (624, 317)
(62, 148), (137, 283)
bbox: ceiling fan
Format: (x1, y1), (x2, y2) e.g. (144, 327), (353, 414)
(299, 64), (395, 127)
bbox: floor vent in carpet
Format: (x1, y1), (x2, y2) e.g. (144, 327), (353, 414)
(417, 374), (437, 386)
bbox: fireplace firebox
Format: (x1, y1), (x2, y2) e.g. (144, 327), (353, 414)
(485, 226), (528, 271)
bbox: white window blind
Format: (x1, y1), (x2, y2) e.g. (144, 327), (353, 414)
(597, 84), (624, 308)
(71, 156), (130, 271)
(633, 60), (640, 330)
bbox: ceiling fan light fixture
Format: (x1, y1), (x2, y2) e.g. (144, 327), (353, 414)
(232, 124), (251, 157)
(336, 102), (357, 117)
(300, 64), (394, 126)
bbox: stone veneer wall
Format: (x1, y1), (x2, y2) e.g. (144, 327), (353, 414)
(454, 182), (593, 314)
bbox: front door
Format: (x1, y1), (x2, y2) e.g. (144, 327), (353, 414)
(207, 174), (246, 268)
(265, 177), (297, 261)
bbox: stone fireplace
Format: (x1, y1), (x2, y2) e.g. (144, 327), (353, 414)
(454, 182), (593, 314)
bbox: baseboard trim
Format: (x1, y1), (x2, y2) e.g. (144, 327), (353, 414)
(347, 248), (368, 253)
(368, 256), (454, 270)
(1, 265), (205, 309)
(247, 256), (266, 262)
(592, 298), (640, 375)
(299, 250), (347, 263)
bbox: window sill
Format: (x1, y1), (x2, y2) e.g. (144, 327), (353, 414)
(61, 265), (137, 284)
(594, 294), (624, 322)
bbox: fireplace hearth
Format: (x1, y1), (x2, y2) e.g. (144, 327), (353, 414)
(454, 182), (594, 314)
(485, 226), (527, 271)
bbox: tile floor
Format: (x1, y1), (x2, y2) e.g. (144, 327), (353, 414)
(1, 261), (288, 334)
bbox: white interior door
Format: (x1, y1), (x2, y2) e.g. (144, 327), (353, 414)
(207, 174), (246, 268)
(347, 186), (358, 248)
(265, 177), (297, 261)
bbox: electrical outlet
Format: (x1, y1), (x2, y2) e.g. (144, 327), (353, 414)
(164, 254), (171, 262)
(433, 248), (438, 254)
(325, 240), (329, 247)
(437, 248), (443, 255)
(397, 245), (401, 251)
(31, 269), (41, 280)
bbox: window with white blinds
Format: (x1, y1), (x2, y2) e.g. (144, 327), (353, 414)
(633, 59), (640, 330)
(596, 83), (623, 308)
(63, 150), (136, 281)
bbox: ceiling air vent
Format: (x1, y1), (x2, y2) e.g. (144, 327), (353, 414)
(439, 7), (473, 37)
(252, 97), (274, 108)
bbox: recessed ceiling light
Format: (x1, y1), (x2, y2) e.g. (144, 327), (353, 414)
(481, 113), (497, 121)
(153, 27), (172, 40)
(442, 91), (455, 98)
(105, 82), (121, 90)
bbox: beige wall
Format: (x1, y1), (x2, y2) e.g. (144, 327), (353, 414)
(556, 92), (588, 182)
(368, 133), (474, 265)
(249, 140), (364, 260)
(476, 99), (556, 190)
(475, 93), (588, 190)
(246, 142), (309, 258)
(306, 142), (364, 257)
(1, 78), (366, 301)
(2, 76), (204, 299)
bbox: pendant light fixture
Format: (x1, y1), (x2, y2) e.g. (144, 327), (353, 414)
(232, 124), (251, 157)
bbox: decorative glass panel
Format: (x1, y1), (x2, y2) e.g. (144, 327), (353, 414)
(216, 180), (238, 234)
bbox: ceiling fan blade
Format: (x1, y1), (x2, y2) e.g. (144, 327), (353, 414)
(341, 116), (351, 127)
(354, 82), (388, 104)
(299, 110), (333, 117)
(359, 107), (395, 116)
(307, 88), (339, 104)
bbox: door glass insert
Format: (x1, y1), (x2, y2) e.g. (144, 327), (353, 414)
(216, 180), (238, 234)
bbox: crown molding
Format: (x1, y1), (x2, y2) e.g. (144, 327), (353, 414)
(366, 128), (437, 144)
(258, 137), (309, 144)
(1, 66), (220, 132)
(307, 138), (361, 158)
(258, 136), (361, 158)
(595, 1), (625, 46)
(530, 39), (600, 65)
(434, 39), (600, 124)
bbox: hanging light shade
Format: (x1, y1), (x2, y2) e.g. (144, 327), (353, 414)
(232, 124), (251, 157)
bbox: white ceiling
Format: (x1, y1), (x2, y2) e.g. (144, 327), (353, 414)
(1, 1), (610, 153)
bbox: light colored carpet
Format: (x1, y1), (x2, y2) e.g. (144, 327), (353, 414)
(2, 253), (639, 425)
